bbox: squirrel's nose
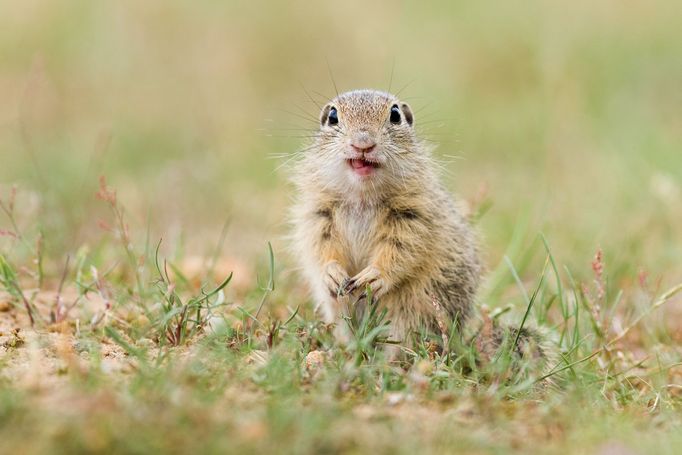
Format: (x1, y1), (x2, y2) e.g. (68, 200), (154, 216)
(350, 133), (376, 154)
(351, 143), (376, 154)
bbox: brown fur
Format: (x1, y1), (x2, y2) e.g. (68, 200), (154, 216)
(290, 89), (481, 344)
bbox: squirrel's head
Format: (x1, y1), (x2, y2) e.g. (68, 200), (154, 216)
(305, 89), (427, 197)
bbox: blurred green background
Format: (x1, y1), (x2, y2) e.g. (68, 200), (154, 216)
(1, 0), (680, 285)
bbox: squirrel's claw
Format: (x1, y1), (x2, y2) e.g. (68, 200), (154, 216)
(355, 291), (369, 306)
(340, 277), (356, 296)
(347, 266), (386, 301)
(323, 261), (350, 298)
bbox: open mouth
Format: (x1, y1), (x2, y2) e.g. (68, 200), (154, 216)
(348, 158), (380, 176)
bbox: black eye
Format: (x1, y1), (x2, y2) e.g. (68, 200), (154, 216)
(328, 107), (338, 126)
(390, 105), (401, 124)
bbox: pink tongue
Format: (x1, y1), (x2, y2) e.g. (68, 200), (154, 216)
(351, 159), (367, 169)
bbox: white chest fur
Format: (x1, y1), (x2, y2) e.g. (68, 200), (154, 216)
(337, 204), (378, 275)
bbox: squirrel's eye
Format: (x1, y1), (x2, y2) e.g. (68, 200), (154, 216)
(328, 107), (338, 126)
(390, 105), (401, 124)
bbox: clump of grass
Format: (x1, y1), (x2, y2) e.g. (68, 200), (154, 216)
(0, 253), (37, 325)
(96, 176), (145, 297)
(0, 186), (45, 324)
(151, 240), (233, 347)
(341, 288), (393, 366)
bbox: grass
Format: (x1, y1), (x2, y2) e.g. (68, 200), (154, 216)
(1, 1), (681, 453)
(1, 181), (681, 454)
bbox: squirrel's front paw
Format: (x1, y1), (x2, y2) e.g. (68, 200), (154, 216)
(342, 266), (387, 302)
(323, 261), (350, 298)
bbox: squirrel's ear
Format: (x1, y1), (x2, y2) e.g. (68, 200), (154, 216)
(400, 103), (414, 126)
(320, 105), (332, 126)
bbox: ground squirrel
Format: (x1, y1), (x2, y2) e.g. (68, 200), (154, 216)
(290, 89), (555, 370)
